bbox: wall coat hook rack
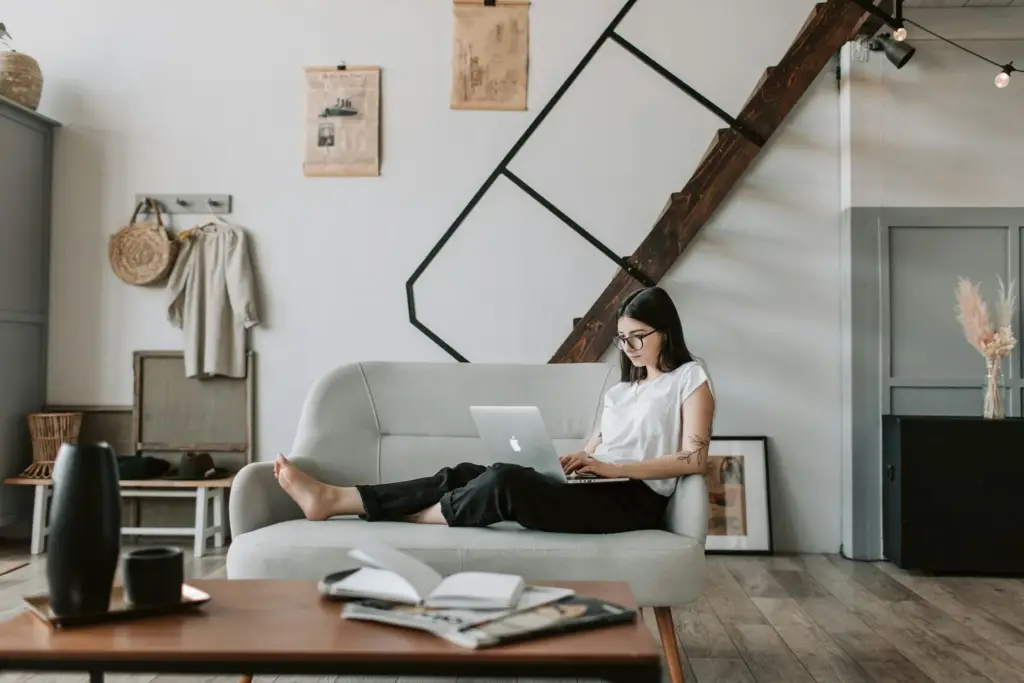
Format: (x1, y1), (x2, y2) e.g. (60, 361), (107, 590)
(134, 194), (233, 215)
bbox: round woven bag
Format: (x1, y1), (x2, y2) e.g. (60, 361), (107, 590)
(0, 51), (43, 110)
(109, 200), (178, 286)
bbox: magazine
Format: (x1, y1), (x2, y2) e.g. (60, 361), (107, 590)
(342, 593), (636, 649)
(340, 584), (574, 634)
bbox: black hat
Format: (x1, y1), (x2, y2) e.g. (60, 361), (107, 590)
(117, 455), (171, 480)
(162, 452), (232, 480)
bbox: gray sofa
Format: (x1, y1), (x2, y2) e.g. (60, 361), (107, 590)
(227, 361), (707, 676)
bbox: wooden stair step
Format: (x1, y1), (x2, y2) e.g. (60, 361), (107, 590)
(741, 67), (778, 114)
(797, 3), (827, 43)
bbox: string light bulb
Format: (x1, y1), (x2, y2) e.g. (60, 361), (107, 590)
(996, 63), (1014, 89)
(892, 0), (907, 41)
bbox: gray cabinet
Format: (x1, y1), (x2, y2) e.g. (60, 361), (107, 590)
(0, 95), (60, 533)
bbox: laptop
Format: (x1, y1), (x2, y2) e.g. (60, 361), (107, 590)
(469, 406), (630, 484)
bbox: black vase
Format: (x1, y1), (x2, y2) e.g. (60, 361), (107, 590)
(46, 442), (122, 617)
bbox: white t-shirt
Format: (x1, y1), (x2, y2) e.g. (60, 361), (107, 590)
(592, 359), (714, 496)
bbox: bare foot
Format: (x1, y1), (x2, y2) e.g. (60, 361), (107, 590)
(406, 503), (447, 525)
(275, 454), (348, 521)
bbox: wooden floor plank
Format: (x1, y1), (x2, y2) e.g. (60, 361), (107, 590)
(826, 557), (919, 603)
(890, 598), (1024, 683)
(792, 594), (933, 683)
(802, 556), (990, 683)
(759, 556), (806, 572)
(688, 658), (756, 683)
(725, 623), (816, 683)
(727, 559), (791, 599)
(877, 563), (1024, 669)
(752, 597), (874, 683)
(939, 575), (1024, 635)
(704, 559), (770, 626)
(770, 569), (833, 599)
(673, 595), (741, 659)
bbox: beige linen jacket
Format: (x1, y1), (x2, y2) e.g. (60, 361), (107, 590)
(167, 224), (259, 378)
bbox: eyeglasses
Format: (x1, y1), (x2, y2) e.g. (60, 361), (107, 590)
(615, 329), (658, 351)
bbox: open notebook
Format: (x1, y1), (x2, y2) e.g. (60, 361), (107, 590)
(319, 541), (527, 610)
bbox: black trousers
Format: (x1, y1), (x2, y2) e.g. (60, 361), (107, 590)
(355, 463), (669, 534)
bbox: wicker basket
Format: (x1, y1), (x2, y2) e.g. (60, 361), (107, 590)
(0, 51), (43, 111)
(20, 412), (83, 479)
(109, 199), (178, 286)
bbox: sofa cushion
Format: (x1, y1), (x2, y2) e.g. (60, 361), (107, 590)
(226, 517), (705, 606)
(362, 361), (619, 438)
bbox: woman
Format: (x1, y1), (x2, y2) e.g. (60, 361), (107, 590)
(275, 286), (715, 534)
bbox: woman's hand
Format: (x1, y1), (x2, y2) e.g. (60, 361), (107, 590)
(577, 459), (625, 479)
(560, 451), (592, 474)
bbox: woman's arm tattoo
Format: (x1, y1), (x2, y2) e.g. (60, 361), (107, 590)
(677, 434), (712, 464)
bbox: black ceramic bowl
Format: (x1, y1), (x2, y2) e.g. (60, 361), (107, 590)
(123, 547), (184, 606)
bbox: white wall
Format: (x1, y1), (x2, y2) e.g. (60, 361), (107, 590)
(7, 0), (848, 552)
(847, 8), (1024, 208)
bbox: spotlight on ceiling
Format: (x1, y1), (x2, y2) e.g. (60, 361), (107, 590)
(870, 34), (916, 69)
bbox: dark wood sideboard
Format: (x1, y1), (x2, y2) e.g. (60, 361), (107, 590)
(883, 414), (1024, 573)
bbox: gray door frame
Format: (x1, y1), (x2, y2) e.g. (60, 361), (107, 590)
(844, 207), (1024, 561)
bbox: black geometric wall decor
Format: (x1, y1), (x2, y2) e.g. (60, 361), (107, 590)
(406, 0), (765, 362)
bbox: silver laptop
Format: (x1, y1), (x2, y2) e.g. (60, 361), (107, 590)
(469, 406), (629, 484)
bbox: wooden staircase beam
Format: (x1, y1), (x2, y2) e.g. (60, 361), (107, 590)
(550, 0), (885, 364)
(855, 0), (895, 37)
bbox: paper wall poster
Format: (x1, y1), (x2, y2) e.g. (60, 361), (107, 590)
(303, 66), (381, 177)
(451, 0), (530, 111)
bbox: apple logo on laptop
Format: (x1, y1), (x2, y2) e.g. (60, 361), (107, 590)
(509, 436), (521, 452)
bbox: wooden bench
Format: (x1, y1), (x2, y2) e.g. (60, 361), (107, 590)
(2, 476), (233, 558)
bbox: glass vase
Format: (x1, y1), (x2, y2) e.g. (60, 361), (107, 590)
(983, 357), (1005, 420)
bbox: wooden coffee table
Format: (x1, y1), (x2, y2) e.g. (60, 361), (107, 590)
(0, 579), (662, 682)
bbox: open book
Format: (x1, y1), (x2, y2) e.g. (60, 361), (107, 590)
(318, 541), (527, 610)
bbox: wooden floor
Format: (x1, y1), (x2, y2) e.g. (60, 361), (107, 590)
(4, 545), (1024, 682)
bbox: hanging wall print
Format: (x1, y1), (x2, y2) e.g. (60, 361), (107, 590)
(451, 0), (530, 111)
(303, 66), (381, 177)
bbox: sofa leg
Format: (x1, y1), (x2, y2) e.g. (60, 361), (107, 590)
(238, 675), (252, 683)
(654, 606), (685, 683)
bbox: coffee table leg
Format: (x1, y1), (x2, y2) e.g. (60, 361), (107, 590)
(89, 670), (103, 683)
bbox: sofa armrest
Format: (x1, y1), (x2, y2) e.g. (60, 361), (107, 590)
(665, 473), (709, 544)
(229, 461), (304, 537)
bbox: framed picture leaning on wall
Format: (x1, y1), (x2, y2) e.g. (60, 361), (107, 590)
(704, 436), (772, 554)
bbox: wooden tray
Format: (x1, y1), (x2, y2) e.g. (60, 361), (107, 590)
(23, 583), (210, 628)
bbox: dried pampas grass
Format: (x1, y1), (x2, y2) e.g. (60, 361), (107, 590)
(955, 278), (991, 354)
(956, 276), (1017, 360)
(956, 276), (1017, 419)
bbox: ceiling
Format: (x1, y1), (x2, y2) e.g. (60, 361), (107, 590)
(902, 0), (1023, 6)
